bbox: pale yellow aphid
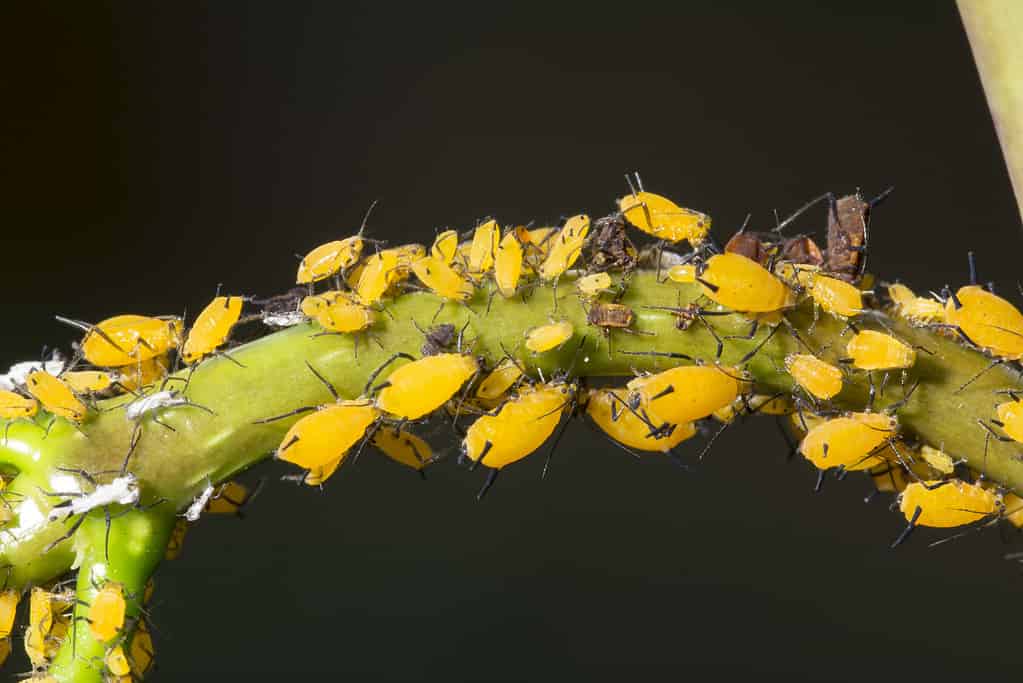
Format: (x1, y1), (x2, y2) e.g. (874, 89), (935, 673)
(0, 590), (19, 639)
(887, 283), (944, 324)
(804, 273), (863, 318)
(799, 412), (897, 471)
(26, 587), (55, 668)
(356, 246), (422, 305)
(618, 189), (710, 245)
(785, 353), (843, 400)
(538, 215), (590, 281)
(476, 358), (524, 401)
(296, 236), (363, 284)
(525, 320), (574, 353)
(411, 255), (475, 302)
(118, 355), (170, 392)
(994, 394), (1023, 443)
(25, 371), (87, 423)
(75, 314), (183, 368)
(301, 291), (375, 333)
(61, 370), (117, 395)
(372, 427), (433, 472)
(0, 390), (38, 419)
(431, 229), (459, 263)
(467, 219), (500, 281)
(845, 330), (916, 371)
(899, 479), (1001, 528)
(494, 229), (524, 297)
(575, 272), (613, 299)
(919, 444), (955, 475)
(106, 643), (132, 676)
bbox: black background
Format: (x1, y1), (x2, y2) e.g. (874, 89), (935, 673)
(2, 2), (1021, 681)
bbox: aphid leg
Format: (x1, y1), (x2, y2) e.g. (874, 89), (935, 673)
(814, 469), (825, 493)
(540, 410), (572, 480)
(738, 324), (780, 364)
(364, 352), (417, 395)
(955, 359), (1004, 394)
(890, 506), (922, 548)
(252, 405), (318, 425)
(55, 466), (98, 487)
(43, 513), (87, 553)
(304, 361), (340, 401)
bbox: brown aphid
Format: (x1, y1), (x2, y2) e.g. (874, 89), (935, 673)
(587, 302), (635, 330)
(588, 214), (638, 273)
(825, 189), (891, 282)
(724, 231), (771, 266)
(780, 235), (824, 266)
(420, 323), (456, 356)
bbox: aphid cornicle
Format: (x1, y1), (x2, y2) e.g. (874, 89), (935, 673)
(586, 388), (696, 453)
(669, 253), (796, 314)
(618, 179), (711, 245)
(944, 284), (1023, 359)
(494, 229), (524, 298)
(25, 371), (87, 423)
(65, 314), (184, 368)
(372, 353), (479, 420)
(785, 353), (843, 400)
(625, 365), (745, 426)
(525, 320), (574, 353)
(538, 214), (590, 282)
(411, 255), (475, 302)
(844, 330), (916, 371)
(798, 412), (897, 471)
(182, 295), (245, 364)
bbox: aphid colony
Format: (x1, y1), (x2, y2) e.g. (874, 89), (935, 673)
(5, 177), (1023, 679)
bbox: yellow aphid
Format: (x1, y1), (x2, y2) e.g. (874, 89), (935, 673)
(1003, 492), (1023, 528)
(463, 383), (573, 470)
(669, 253), (796, 313)
(945, 285), (1023, 359)
(88, 582), (127, 642)
(804, 273), (863, 318)
(0, 590), (19, 639)
(25, 371), (87, 423)
(165, 518), (188, 560)
(476, 358), (524, 401)
(522, 226), (556, 268)
(467, 219), (500, 281)
(205, 481), (254, 515)
(899, 479), (1001, 528)
(586, 388), (696, 452)
(77, 314), (183, 367)
(61, 370), (116, 395)
(618, 190), (710, 245)
(799, 412), (897, 471)
(995, 395), (1023, 442)
(494, 230), (524, 297)
(626, 365), (744, 426)
(538, 214), (590, 281)
(869, 460), (912, 495)
(919, 444), (955, 475)
(785, 353), (843, 400)
(372, 427), (433, 471)
(106, 644), (132, 677)
(356, 247), (420, 305)
(129, 618), (155, 677)
(277, 400), (379, 471)
(119, 355), (170, 392)
(26, 587), (54, 667)
(182, 296), (245, 364)
(303, 454), (344, 486)
(302, 291), (375, 333)
(845, 330), (916, 371)
(887, 283), (944, 324)
(525, 320), (574, 353)
(296, 236), (363, 284)
(412, 256), (475, 302)
(375, 353), (478, 420)
(575, 272), (613, 299)
(0, 390), (38, 419)
(431, 229), (459, 263)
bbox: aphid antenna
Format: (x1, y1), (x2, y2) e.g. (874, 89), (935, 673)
(540, 406), (573, 480)
(771, 192), (832, 235)
(968, 250), (978, 286)
(304, 361), (340, 402)
(251, 405), (318, 425)
(697, 420), (730, 460)
(54, 315), (129, 355)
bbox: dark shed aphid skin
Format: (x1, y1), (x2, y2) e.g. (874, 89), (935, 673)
(420, 323), (457, 356)
(724, 231), (771, 266)
(589, 214), (638, 273)
(780, 235), (824, 267)
(587, 302), (635, 329)
(826, 193), (871, 282)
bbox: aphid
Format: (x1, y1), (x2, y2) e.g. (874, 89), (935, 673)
(538, 214), (591, 282)
(61, 370), (117, 396)
(0, 590), (19, 639)
(887, 283), (944, 325)
(125, 390), (213, 425)
(944, 284), (1023, 359)
(587, 302), (634, 330)
(25, 371), (87, 423)
(525, 320), (574, 353)
(918, 444), (956, 475)
(780, 235), (825, 267)
(372, 427), (433, 472)
(204, 480), (257, 515)
(825, 190), (891, 283)
(844, 330), (916, 371)
(588, 214), (638, 272)
(476, 358), (525, 402)
(417, 322), (457, 356)
(59, 314), (183, 368)
(802, 272), (864, 318)
(182, 295), (245, 364)
(25, 587), (53, 668)
(986, 391), (1023, 443)
(128, 618), (155, 677)
(785, 353), (843, 400)
(668, 253), (796, 314)
(618, 175), (711, 245)
(165, 519), (188, 560)
(275, 400), (379, 473)
(893, 479), (1002, 547)
(625, 365), (745, 426)
(117, 355), (171, 392)
(494, 229), (524, 298)
(106, 643), (132, 677)
(522, 226), (557, 270)
(724, 230), (772, 266)
(88, 581), (127, 642)
(0, 390), (38, 419)
(586, 388), (696, 453)
(1003, 492), (1023, 528)
(712, 393), (793, 423)
(371, 353), (479, 420)
(462, 381), (575, 496)
(301, 291), (375, 334)
(2, 358), (67, 389)
(47, 474), (140, 521)
(184, 483), (216, 522)
(296, 238), (363, 285)
(798, 412), (897, 472)
(467, 219), (500, 282)
(575, 272), (613, 300)
(411, 255), (475, 302)
(430, 229), (459, 263)
(355, 246), (422, 305)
